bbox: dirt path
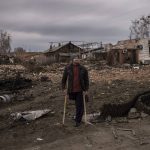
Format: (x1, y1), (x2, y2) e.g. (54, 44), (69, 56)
(24, 117), (150, 150)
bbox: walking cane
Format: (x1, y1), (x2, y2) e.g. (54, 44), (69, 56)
(62, 94), (67, 125)
(83, 93), (95, 126)
(83, 93), (87, 124)
(62, 78), (68, 125)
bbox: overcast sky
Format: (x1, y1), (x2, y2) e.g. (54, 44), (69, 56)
(0, 0), (150, 51)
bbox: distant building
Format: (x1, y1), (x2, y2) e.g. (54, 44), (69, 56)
(82, 47), (107, 61)
(43, 41), (84, 63)
(108, 38), (150, 65)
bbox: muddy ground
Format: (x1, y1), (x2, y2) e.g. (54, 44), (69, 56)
(0, 64), (150, 150)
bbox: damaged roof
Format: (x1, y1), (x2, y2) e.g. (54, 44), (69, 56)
(44, 42), (83, 54)
(112, 39), (140, 50)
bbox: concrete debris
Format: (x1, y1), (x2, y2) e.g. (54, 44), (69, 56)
(36, 138), (43, 141)
(128, 108), (141, 119)
(82, 112), (101, 122)
(11, 109), (53, 121)
(140, 112), (149, 118)
(0, 65), (26, 80)
(129, 108), (137, 113)
(132, 64), (140, 69)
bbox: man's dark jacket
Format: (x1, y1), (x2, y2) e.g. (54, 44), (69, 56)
(62, 64), (89, 93)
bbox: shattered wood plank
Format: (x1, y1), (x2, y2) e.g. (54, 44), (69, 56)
(117, 128), (136, 136)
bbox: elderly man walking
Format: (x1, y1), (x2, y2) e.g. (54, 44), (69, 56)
(62, 56), (89, 127)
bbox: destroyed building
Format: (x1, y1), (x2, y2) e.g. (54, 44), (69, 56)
(82, 47), (107, 61)
(81, 42), (108, 61)
(108, 38), (150, 65)
(138, 38), (150, 64)
(44, 42), (84, 63)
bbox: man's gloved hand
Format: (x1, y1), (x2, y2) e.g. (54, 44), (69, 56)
(83, 91), (88, 95)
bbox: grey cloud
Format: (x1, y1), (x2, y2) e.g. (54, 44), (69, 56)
(0, 0), (150, 50)
(4, 21), (125, 37)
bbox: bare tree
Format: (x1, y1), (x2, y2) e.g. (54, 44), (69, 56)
(0, 30), (11, 54)
(129, 15), (150, 39)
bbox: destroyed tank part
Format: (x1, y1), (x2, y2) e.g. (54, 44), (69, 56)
(100, 102), (132, 118)
(0, 77), (32, 91)
(0, 95), (8, 103)
(136, 92), (150, 115)
(136, 102), (150, 115)
(139, 93), (150, 107)
(99, 91), (150, 119)
(0, 94), (15, 103)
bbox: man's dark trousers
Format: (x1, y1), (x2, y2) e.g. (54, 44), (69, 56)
(69, 92), (84, 123)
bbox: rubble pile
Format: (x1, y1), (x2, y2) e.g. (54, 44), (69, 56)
(26, 63), (65, 83)
(0, 65), (32, 92)
(89, 66), (150, 83)
(43, 63), (67, 72)
(30, 72), (61, 83)
(42, 72), (61, 83)
(0, 60), (150, 150)
(84, 60), (110, 70)
(0, 65), (26, 79)
(0, 62), (150, 118)
(24, 62), (66, 73)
